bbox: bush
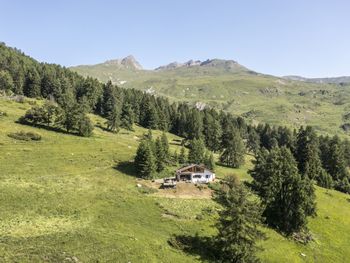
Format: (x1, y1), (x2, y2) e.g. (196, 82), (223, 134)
(77, 115), (94, 137)
(14, 95), (25, 103)
(0, 111), (7, 117)
(8, 131), (42, 141)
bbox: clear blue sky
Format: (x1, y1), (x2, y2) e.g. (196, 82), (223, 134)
(1, 0), (350, 77)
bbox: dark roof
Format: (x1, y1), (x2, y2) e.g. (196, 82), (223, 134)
(176, 164), (213, 174)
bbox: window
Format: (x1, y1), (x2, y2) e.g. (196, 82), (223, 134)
(206, 174), (210, 179)
(193, 174), (202, 178)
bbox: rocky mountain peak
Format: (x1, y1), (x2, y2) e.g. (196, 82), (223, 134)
(104, 55), (143, 70)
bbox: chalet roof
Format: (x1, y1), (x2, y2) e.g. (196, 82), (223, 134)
(176, 164), (213, 174)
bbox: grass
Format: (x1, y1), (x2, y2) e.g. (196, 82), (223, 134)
(1, 97), (350, 262)
(71, 64), (350, 137)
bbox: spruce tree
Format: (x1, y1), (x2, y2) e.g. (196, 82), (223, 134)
(23, 67), (41, 98)
(160, 132), (170, 160)
(173, 150), (179, 164)
(343, 139), (350, 167)
(250, 146), (316, 234)
(155, 137), (166, 172)
(120, 102), (134, 130)
(187, 109), (203, 140)
(295, 126), (331, 186)
(134, 140), (156, 179)
(0, 70), (14, 94)
(179, 146), (186, 164)
(220, 127), (245, 168)
(203, 110), (222, 152)
(57, 93), (81, 133)
(42, 101), (60, 127)
(140, 97), (158, 129)
(214, 175), (265, 263)
(101, 81), (116, 117)
(247, 128), (261, 155)
(204, 151), (215, 171)
(326, 136), (350, 193)
(77, 115), (94, 137)
(106, 106), (121, 132)
(188, 138), (205, 164)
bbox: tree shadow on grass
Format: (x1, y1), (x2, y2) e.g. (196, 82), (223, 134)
(113, 161), (138, 178)
(16, 119), (80, 137)
(168, 234), (218, 262)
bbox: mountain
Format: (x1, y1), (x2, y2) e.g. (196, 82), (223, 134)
(71, 57), (350, 136)
(283, 75), (350, 84)
(77, 55), (143, 70)
(155, 58), (249, 72)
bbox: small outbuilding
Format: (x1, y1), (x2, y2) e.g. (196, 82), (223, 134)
(176, 164), (215, 184)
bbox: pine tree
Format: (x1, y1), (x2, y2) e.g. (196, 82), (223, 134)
(247, 128), (261, 155)
(140, 97), (158, 129)
(120, 102), (134, 130)
(173, 150), (179, 164)
(187, 109), (203, 140)
(160, 132), (170, 160)
(277, 126), (295, 151)
(101, 81), (116, 117)
(295, 126), (331, 186)
(326, 136), (350, 192)
(203, 110), (222, 152)
(0, 70), (14, 94)
(296, 126), (318, 174)
(214, 175), (265, 263)
(220, 127), (245, 168)
(317, 169), (333, 189)
(204, 151), (215, 171)
(77, 115), (94, 137)
(106, 106), (121, 132)
(57, 93), (81, 133)
(344, 139), (350, 167)
(188, 138), (206, 164)
(42, 100), (60, 127)
(134, 140), (156, 179)
(179, 146), (186, 164)
(250, 147), (316, 234)
(23, 67), (41, 98)
(155, 137), (166, 172)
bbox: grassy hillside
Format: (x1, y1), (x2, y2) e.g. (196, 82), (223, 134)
(1, 97), (350, 262)
(71, 63), (350, 137)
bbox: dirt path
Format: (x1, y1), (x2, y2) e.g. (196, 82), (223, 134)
(142, 180), (213, 199)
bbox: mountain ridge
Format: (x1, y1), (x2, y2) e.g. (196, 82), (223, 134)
(283, 75), (350, 84)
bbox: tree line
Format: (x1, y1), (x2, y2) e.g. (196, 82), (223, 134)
(1, 42), (350, 194)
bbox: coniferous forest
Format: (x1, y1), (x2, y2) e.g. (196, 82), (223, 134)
(1, 42), (349, 195)
(1, 41), (350, 262)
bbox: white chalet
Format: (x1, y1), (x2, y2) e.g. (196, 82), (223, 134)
(176, 164), (215, 184)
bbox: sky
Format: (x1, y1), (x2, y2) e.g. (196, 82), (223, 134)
(1, 0), (350, 77)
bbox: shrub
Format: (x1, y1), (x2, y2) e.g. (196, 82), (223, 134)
(14, 95), (25, 103)
(8, 131), (42, 141)
(0, 111), (7, 117)
(77, 115), (94, 137)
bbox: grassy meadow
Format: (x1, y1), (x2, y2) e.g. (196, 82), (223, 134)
(71, 65), (350, 137)
(1, 97), (350, 262)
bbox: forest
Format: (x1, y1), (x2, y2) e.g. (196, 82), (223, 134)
(1, 42), (350, 262)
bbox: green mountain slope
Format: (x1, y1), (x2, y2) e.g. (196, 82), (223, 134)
(71, 58), (350, 136)
(1, 98), (350, 262)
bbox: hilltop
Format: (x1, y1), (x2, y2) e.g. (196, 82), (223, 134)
(71, 57), (350, 136)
